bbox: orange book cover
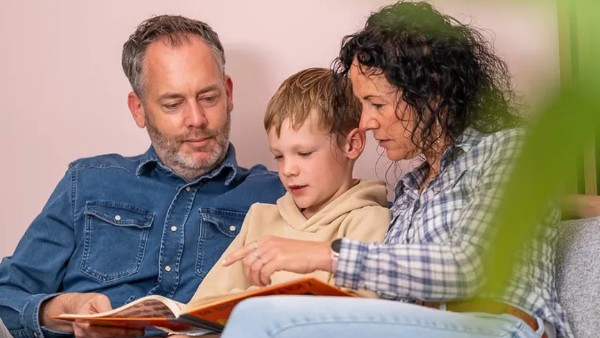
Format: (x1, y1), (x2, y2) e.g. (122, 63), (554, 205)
(53, 276), (354, 334)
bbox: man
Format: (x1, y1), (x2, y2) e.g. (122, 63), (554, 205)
(0, 15), (284, 338)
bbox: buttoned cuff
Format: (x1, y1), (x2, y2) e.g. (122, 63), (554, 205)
(21, 293), (71, 338)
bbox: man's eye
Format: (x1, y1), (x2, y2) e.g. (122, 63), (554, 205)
(201, 95), (218, 104)
(163, 102), (180, 110)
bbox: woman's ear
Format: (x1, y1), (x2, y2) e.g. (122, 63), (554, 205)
(345, 128), (365, 160)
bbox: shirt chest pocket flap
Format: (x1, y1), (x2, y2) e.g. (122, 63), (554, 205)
(80, 201), (155, 282)
(195, 208), (245, 277)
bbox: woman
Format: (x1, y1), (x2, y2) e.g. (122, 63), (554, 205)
(220, 2), (572, 337)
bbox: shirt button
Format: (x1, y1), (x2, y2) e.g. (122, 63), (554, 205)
(186, 186), (191, 192)
(229, 225), (237, 232)
(171, 226), (177, 232)
(165, 265), (172, 272)
(114, 215), (121, 221)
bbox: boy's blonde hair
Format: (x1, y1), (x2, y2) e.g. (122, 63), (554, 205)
(264, 67), (360, 147)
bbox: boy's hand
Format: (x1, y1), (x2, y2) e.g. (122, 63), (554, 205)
(222, 236), (332, 286)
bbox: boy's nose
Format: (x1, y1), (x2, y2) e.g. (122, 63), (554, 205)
(282, 160), (299, 177)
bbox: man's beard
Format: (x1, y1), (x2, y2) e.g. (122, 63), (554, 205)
(145, 112), (231, 179)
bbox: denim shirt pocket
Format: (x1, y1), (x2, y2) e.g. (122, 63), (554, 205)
(195, 208), (245, 278)
(80, 200), (154, 282)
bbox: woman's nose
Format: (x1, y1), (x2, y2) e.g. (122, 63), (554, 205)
(359, 112), (379, 131)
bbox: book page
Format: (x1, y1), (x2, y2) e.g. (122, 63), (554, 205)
(56, 295), (186, 319)
(51, 277), (353, 333)
(53, 296), (210, 334)
(184, 290), (247, 310)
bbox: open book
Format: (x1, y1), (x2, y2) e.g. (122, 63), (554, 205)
(53, 276), (354, 334)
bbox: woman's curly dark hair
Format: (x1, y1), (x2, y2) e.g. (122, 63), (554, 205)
(334, 1), (523, 153)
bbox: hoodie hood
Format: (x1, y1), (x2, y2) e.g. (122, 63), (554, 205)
(276, 179), (388, 232)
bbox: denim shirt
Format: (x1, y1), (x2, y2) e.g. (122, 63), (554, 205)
(0, 145), (285, 338)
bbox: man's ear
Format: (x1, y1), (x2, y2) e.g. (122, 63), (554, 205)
(224, 75), (234, 113)
(128, 92), (146, 128)
(345, 128), (365, 160)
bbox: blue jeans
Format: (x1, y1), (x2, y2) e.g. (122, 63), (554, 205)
(221, 296), (546, 338)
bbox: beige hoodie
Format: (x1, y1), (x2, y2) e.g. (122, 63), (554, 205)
(190, 179), (390, 303)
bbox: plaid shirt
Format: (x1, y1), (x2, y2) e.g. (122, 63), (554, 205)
(334, 128), (573, 338)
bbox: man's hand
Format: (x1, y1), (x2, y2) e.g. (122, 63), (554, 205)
(222, 236), (332, 286)
(40, 292), (143, 337)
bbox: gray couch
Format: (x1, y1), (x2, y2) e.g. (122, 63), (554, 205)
(556, 216), (600, 338)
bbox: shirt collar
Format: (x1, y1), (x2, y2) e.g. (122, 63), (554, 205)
(136, 143), (241, 185)
(397, 127), (484, 192)
(450, 127), (484, 154)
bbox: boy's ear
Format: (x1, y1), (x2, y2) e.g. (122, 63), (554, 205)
(345, 128), (365, 160)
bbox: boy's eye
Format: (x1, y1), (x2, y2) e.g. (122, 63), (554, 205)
(273, 155), (283, 161)
(298, 152), (312, 157)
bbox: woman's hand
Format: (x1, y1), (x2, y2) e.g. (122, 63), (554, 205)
(222, 236), (332, 286)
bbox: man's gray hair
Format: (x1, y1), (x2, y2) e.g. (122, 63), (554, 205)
(122, 15), (225, 98)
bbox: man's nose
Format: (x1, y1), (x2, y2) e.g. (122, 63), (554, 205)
(185, 101), (209, 128)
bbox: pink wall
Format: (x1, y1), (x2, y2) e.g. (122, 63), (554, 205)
(0, 0), (560, 258)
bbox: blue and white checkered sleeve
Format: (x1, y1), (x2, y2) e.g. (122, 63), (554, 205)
(333, 130), (524, 301)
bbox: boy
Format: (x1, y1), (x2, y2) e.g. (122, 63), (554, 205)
(191, 67), (390, 299)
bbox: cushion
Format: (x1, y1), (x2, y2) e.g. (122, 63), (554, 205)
(556, 216), (600, 338)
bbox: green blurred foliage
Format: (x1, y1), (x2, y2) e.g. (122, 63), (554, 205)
(481, 0), (600, 293)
